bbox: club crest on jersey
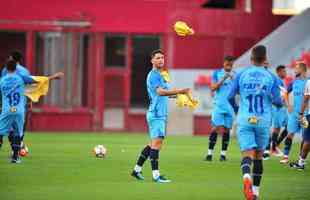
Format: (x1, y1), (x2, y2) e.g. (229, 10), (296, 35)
(10, 107), (17, 113)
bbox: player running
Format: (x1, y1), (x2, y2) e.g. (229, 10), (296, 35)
(131, 49), (190, 183)
(228, 45), (283, 200)
(280, 62), (308, 164)
(290, 74), (310, 170)
(263, 65), (288, 160)
(205, 56), (235, 161)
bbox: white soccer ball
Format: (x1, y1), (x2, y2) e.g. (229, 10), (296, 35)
(93, 145), (107, 158)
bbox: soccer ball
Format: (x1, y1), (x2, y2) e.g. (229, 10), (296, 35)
(19, 146), (29, 157)
(93, 145), (107, 158)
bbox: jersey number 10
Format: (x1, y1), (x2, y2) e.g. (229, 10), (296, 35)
(246, 94), (264, 114)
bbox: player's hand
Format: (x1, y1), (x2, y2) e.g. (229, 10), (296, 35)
(179, 88), (190, 94)
(53, 72), (64, 79)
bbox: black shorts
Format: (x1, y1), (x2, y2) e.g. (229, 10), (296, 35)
(303, 115), (310, 142)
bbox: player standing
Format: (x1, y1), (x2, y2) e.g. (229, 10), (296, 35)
(263, 65), (288, 160)
(280, 62), (308, 164)
(131, 49), (190, 183)
(290, 74), (310, 170)
(228, 45), (283, 200)
(205, 56), (235, 161)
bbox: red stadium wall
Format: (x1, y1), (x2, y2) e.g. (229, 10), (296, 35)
(0, 0), (290, 133)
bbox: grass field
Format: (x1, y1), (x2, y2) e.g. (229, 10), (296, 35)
(0, 132), (309, 200)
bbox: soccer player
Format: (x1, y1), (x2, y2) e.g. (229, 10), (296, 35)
(228, 45), (283, 200)
(290, 75), (310, 170)
(131, 49), (190, 183)
(263, 65), (288, 160)
(280, 62), (308, 164)
(0, 51), (31, 150)
(205, 56), (235, 161)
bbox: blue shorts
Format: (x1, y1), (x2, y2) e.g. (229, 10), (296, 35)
(237, 124), (270, 151)
(287, 112), (302, 134)
(303, 115), (310, 142)
(211, 111), (233, 129)
(0, 113), (24, 137)
(146, 113), (166, 139)
(272, 107), (288, 129)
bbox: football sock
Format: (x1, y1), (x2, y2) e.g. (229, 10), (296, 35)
(208, 130), (217, 154)
(253, 160), (263, 187)
(221, 130), (230, 152)
(11, 136), (21, 159)
(0, 135), (3, 148)
(298, 157), (305, 167)
(241, 156), (252, 178)
(135, 145), (151, 172)
(277, 129), (288, 145)
(150, 149), (159, 179)
(283, 137), (293, 156)
(221, 150), (226, 156)
(271, 132), (278, 151)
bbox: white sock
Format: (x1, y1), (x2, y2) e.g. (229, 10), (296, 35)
(208, 149), (213, 155)
(134, 165), (142, 173)
(152, 170), (160, 179)
(252, 186), (259, 196)
(221, 150), (226, 156)
(243, 173), (251, 179)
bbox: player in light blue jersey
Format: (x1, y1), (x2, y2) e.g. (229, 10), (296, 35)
(228, 46), (283, 200)
(263, 65), (288, 160)
(131, 49), (190, 183)
(205, 56), (235, 162)
(0, 59), (34, 163)
(280, 62), (308, 164)
(0, 51), (32, 153)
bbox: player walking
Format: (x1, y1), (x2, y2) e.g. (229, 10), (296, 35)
(228, 45), (283, 200)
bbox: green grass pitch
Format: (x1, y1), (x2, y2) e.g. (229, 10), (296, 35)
(0, 133), (309, 200)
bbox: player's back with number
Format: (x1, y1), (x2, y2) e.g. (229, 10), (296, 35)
(0, 73), (26, 115)
(237, 66), (281, 127)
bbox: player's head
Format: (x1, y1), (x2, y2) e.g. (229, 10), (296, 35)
(294, 62), (307, 77)
(251, 45), (267, 65)
(276, 65), (287, 79)
(151, 49), (164, 69)
(223, 55), (235, 72)
(9, 50), (23, 64)
(6, 59), (17, 72)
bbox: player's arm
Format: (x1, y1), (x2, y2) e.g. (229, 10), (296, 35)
(300, 80), (310, 117)
(227, 72), (240, 113)
(271, 78), (284, 108)
(210, 71), (230, 92)
(156, 87), (190, 96)
(286, 82), (293, 112)
(47, 72), (64, 81)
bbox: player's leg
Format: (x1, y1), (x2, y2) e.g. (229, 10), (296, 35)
(0, 135), (3, 149)
(271, 127), (283, 156)
(131, 144), (151, 180)
(277, 127), (288, 146)
(252, 127), (269, 199)
(290, 115), (310, 170)
(281, 114), (298, 164)
(237, 125), (256, 200)
(10, 115), (25, 163)
(205, 128), (218, 161)
(220, 113), (233, 161)
(205, 112), (225, 161)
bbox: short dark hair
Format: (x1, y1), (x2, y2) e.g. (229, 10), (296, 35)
(150, 49), (164, 58)
(276, 65), (286, 72)
(224, 55), (235, 62)
(9, 50), (23, 63)
(6, 59), (17, 72)
(251, 45), (266, 64)
(297, 62), (307, 72)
